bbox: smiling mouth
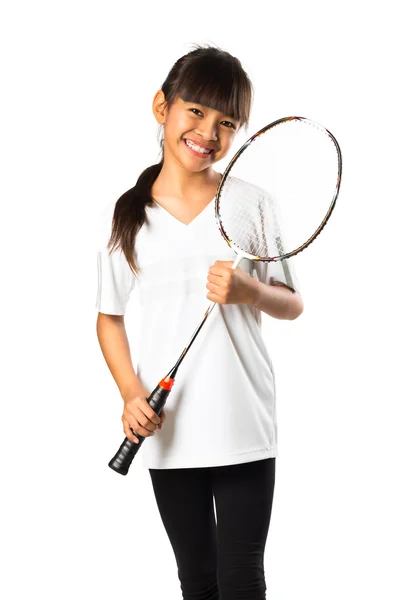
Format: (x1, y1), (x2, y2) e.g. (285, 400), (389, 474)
(184, 139), (214, 155)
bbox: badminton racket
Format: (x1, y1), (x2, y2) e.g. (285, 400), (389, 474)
(108, 115), (342, 475)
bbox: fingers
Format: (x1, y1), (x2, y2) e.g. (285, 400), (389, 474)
(208, 266), (230, 279)
(206, 272), (230, 303)
(122, 415), (156, 444)
(137, 396), (161, 427)
(122, 395), (162, 443)
(206, 281), (221, 295)
(122, 418), (143, 444)
(207, 272), (225, 285)
(211, 260), (234, 269)
(157, 408), (166, 430)
(206, 291), (221, 303)
(208, 263), (236, 284)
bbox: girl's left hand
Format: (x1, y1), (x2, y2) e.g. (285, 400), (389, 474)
(206, 260), (258, 305)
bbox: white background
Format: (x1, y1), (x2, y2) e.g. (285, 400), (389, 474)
(1, 1), (399, 598)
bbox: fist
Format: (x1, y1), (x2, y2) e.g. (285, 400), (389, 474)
(122, 392), (166, 444)
(206, 260), (258, 305)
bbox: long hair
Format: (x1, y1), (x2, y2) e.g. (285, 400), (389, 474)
(107, 44), (253, 275)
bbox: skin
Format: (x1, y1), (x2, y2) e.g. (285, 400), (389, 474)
(151, 91), (304, 314)
(116, 91), (304, 443)
(151, 92), (239, 223)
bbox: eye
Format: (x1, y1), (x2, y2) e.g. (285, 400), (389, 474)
(189, 108), (203, 116)
(221, 121), (236, 129)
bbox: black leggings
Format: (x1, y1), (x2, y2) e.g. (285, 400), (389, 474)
(148, 457), (276, 600)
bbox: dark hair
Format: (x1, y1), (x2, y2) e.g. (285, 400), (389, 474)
(107, 44), (253, 275)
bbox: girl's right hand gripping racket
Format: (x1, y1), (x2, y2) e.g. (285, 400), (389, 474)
(108, 116), (342, 475)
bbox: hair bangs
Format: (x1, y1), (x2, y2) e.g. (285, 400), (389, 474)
(175, 58), (252, 127)
(109, 45), (254, 275)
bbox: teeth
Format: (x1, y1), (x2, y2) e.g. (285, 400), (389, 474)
(185, 140), (212, 154)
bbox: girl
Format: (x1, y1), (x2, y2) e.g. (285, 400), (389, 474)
(96, 45), (303, 600)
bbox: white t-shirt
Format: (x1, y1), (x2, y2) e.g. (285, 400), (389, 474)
(95, 178), (300, 469)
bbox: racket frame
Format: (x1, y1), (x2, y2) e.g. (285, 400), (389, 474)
(108, 115), (342, 475)
(215, 116), (342, 262)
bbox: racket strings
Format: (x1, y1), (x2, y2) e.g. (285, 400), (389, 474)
(218, 177), (285, 258)
(216, 118), (341, 260)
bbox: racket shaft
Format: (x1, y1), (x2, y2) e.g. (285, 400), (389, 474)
(108, 383), (172, 475)
(109, 257), (243, 475)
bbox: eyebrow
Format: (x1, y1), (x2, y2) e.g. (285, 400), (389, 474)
(186, 101), (239, 123)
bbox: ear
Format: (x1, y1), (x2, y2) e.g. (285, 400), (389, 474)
(152, 90), (168, 125)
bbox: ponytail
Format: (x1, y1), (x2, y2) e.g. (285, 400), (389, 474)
(107, 160), (163, 276)
(106, 44), (252, 276)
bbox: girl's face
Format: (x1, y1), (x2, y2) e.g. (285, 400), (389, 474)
(154, 94), (240, 173)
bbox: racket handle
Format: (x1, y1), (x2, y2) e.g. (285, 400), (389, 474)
(108, 379), (173, 476)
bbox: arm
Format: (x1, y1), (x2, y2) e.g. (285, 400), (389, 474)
(251, 277), (304, 320)
(206, 261), (304, 321)
(96, 313), (148, 402)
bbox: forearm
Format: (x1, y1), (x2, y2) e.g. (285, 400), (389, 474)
(250, 278), (304, 320)
(96, 314), (147, 401)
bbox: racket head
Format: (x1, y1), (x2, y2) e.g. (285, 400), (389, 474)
(215, 116), (342, 262)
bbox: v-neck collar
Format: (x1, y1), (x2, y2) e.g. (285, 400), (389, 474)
(151, 196), (215, 227)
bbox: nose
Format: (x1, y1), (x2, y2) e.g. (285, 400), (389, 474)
(195, 118), (219, 142)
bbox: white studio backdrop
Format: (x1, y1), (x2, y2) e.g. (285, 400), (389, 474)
(1, 1), (399, 599)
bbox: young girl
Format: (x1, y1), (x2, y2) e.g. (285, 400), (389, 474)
(96, 45), (303, 600)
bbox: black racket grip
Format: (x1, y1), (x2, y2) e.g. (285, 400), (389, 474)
(108, 381), (173, 476)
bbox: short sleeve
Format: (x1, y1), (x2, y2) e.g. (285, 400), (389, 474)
(253, 255), (300, 293)
(96, 247), (136, 315)
(252, 192), (301, 293)
(95, 200), (136, 315)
